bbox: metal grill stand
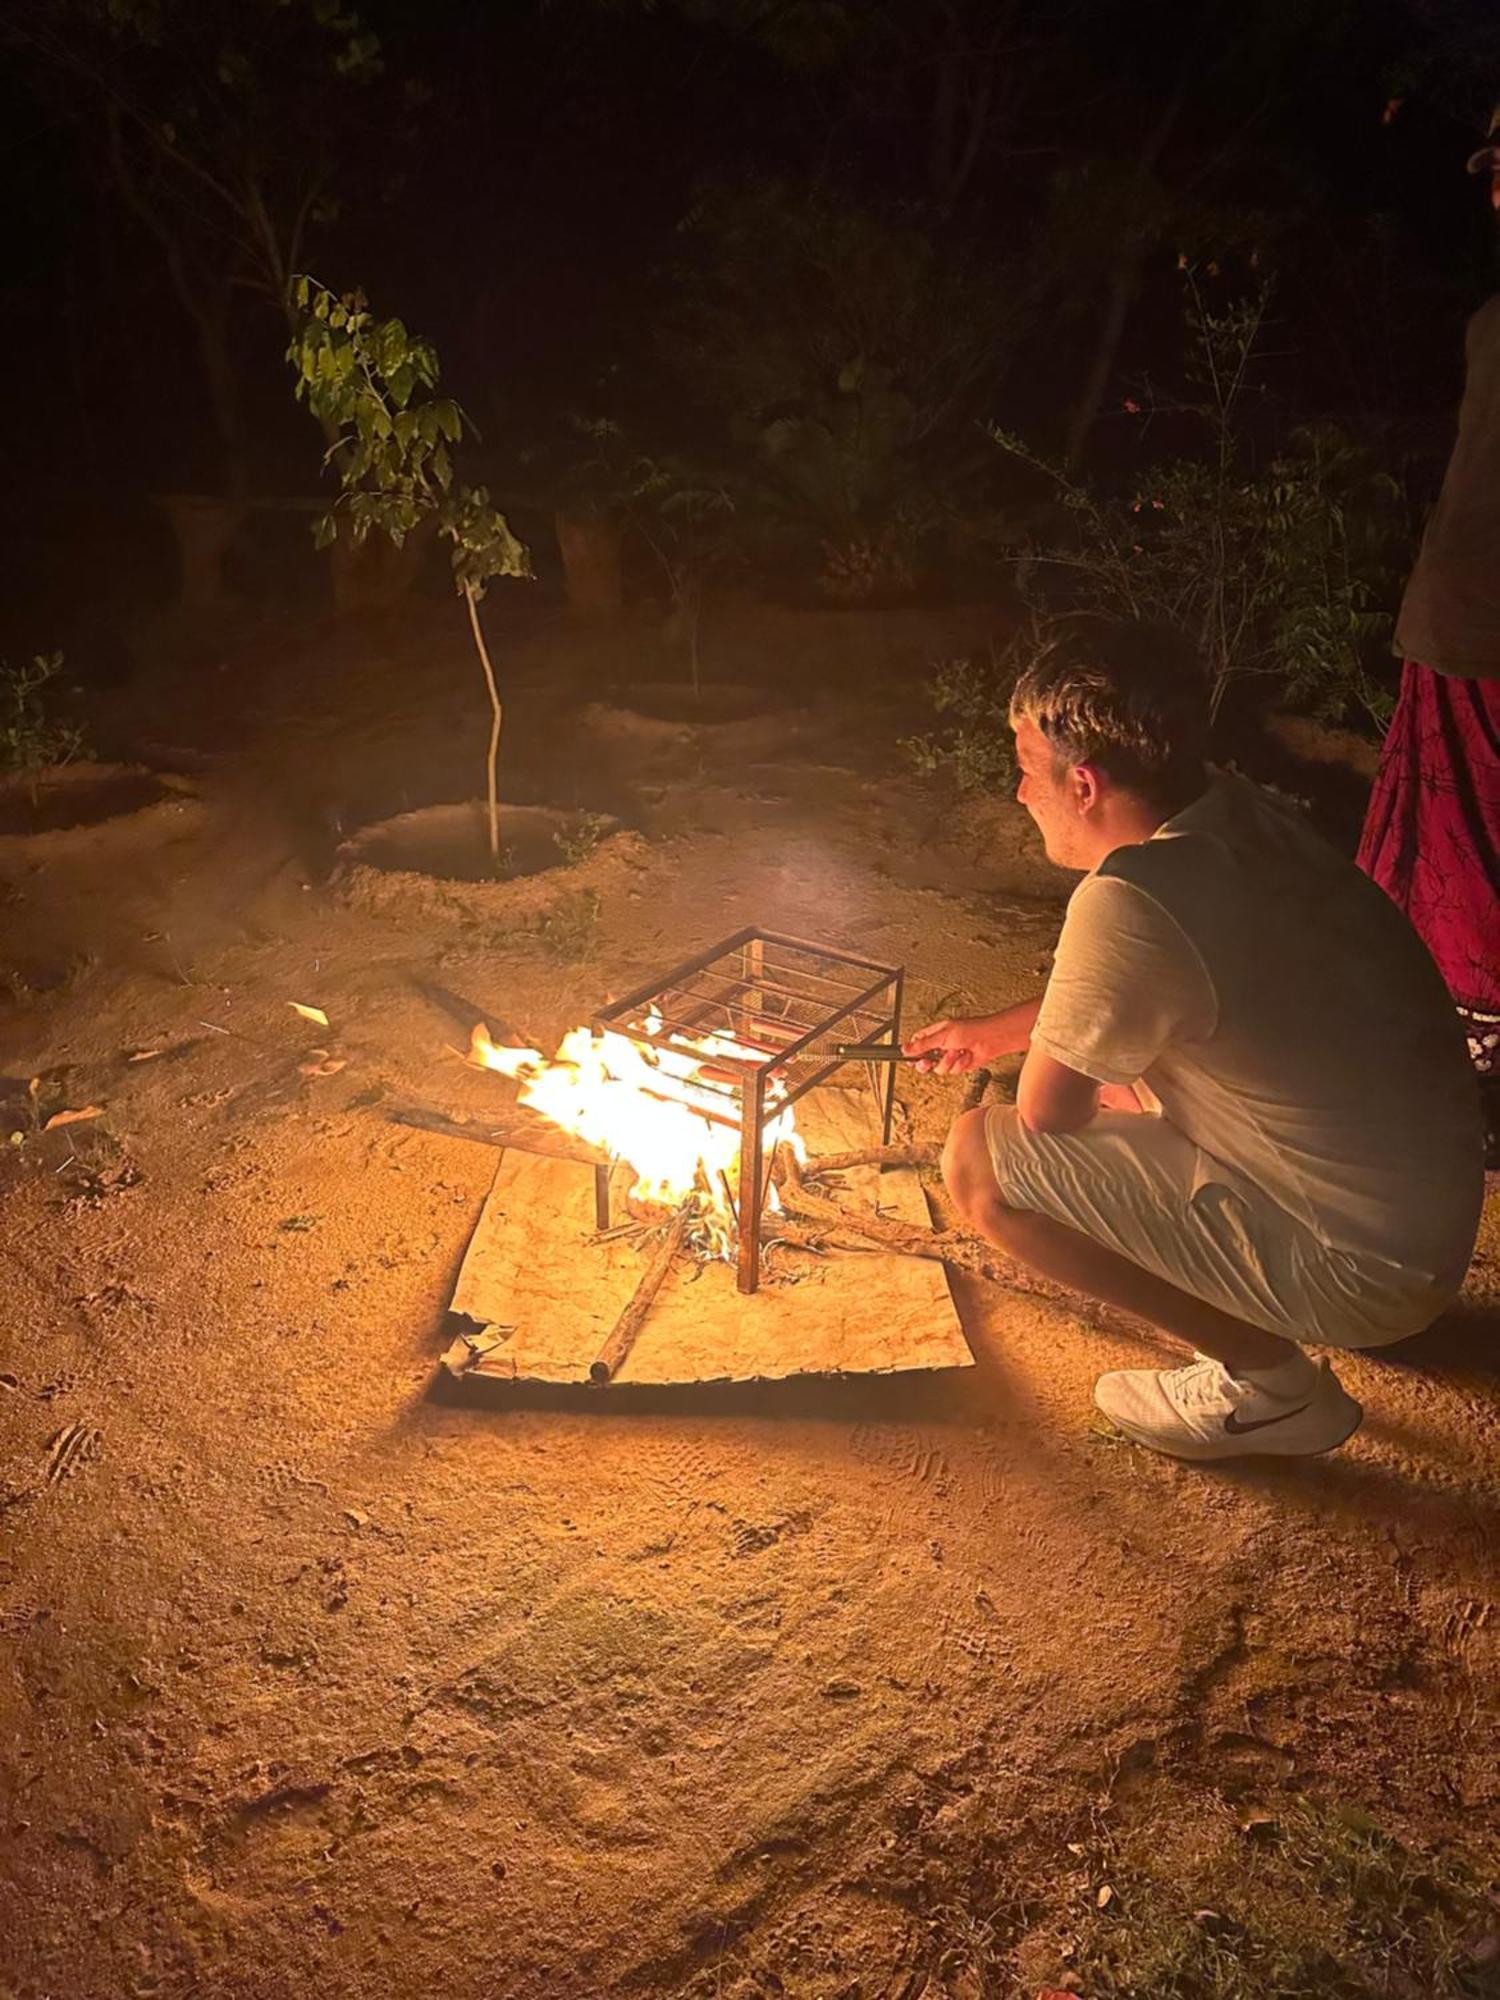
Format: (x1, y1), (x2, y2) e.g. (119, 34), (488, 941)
(592, 928), (904, 1293)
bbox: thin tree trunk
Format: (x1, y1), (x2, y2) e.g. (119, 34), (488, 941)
(927, 5), (1005, 213)
(104, 105), (250, 499)
(194, 297), (250, 501)
(1061, 67), (1191, 466)
(1063, 249), (1141, 467)
(464, 582), (503, 863)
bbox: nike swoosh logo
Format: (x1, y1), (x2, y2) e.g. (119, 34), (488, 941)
(1223, 1402), (1313, 1435)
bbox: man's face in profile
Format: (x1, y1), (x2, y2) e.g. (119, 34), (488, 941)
(1013, 716), (1092, 870)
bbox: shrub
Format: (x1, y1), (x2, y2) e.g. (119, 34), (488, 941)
(901, 636), (1027, 795)
(664, 181), (1021, 597)
(1, 654), (88, 775)
(992, 272), (1405, 728)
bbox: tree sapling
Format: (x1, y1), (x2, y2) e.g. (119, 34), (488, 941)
(288, 278), (530, 862)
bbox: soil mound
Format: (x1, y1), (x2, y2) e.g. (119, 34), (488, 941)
(604, 681), (767, 726)
(333, 800), (648, 926)
(578, 681), (821, 771)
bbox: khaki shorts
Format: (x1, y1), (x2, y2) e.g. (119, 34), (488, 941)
(983, 1105), (1453, 1350)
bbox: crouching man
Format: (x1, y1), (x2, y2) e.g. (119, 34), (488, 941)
(906, 624), (1485, 1461)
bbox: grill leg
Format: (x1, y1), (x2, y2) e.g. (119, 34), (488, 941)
(740, 935), (765, 1044)
(881, 970), (904, 1148)
(595, 1162), (612, 1232)
(737, 1075), (765, 1295)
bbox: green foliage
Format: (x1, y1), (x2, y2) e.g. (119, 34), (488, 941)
(19, 0), (399, 490)
(290, 277), (529, 599)
(94, 0), (382, 91)
(1062, 1798), (1500, 2000)
(42, 1), (385, 310)
(1, 654), (88, 775)
(530, 419), (737, 590)
(665, 181), (1019, 596)
(623, 448), (736, 569)
(289, 276), (529, 860)
(521, 416), (736, 685)
(623, 448), (737, 687)
(521, 414), (647, 517)
(552, 811), (613, 867)
(535, 889), (602, 963)
(900, 639), (1025, 795)
(992, 271), (1404, 727)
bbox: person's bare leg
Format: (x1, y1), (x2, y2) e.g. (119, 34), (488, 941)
(942, 1108), (1300, 1374)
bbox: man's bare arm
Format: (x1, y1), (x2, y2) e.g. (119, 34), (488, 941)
(1016, 1044), (1101, 1134)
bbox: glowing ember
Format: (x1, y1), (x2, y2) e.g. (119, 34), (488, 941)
(466, 1018), (804, 1250)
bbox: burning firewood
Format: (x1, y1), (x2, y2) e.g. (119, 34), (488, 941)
(463, 931), (908, 1294)
(590, 1200), (695, 1382)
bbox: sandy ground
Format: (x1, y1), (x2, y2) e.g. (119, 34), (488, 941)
(1, 597), (1497, 2000)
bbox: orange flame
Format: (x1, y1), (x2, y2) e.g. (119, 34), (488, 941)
(466, 1017), (802, 1243)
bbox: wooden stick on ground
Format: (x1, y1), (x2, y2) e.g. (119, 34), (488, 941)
(782, 1186), (1124, 1329)
(777, 1179), (1083, 1310)
(589, 1201), (694, 1383)
(780, 1180), (1007, 1282)
(802, 1142), (939, 1177)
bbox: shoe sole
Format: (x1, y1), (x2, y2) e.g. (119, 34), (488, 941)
(1099, 1402), (1363, 1463)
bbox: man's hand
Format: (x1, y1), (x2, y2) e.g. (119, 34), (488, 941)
(903, 1015), (1015, 1076)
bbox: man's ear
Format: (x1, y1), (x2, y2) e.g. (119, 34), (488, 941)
(1070, 761), (1105, 813)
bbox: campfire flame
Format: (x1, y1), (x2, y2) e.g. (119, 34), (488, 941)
(466, 1016), (804, 1250)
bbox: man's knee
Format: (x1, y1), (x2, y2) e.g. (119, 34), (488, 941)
(943, 1106), (1007, 1227)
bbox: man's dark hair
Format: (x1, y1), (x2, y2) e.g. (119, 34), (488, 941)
(1008, 619), (1209, 807)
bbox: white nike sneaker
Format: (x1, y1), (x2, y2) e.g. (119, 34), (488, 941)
(1093, 1352), (1362, 1461)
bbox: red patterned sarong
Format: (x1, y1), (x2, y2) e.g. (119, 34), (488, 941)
(1357, 661), (1500, 1075)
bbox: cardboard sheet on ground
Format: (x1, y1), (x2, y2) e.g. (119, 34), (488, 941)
(442, 1086), (973, 1386)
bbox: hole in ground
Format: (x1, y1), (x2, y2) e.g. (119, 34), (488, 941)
(344, 802), (621, 884)
(0, 769), (170, 836)
(603, 681), (772, 726)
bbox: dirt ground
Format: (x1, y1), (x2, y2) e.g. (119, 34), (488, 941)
(2, 595), (1497, 2000)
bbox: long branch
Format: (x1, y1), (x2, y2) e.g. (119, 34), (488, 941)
(804, 1143), (941, 1175)
(780, 1180), (1031, 1290)
(774, 1185), (1126, 1333)
(590, 1202), (694, 1383)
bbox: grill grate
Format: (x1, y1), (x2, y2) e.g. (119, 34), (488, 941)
(592, 927), (904, 1292)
